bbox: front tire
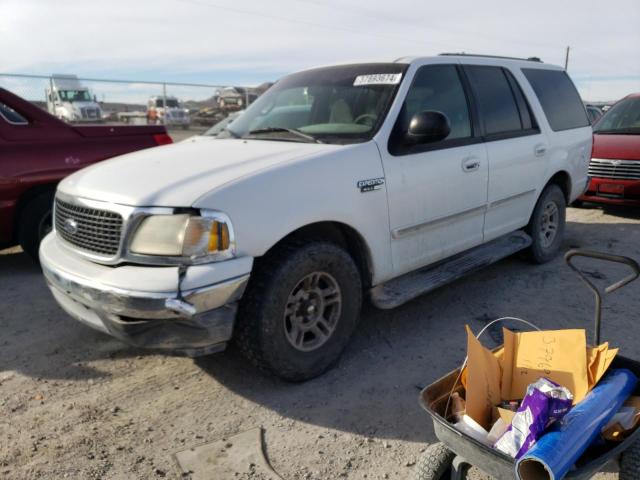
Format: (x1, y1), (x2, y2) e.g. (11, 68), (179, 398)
(235, 239), (362, 382)
(18, 191), (54, 262)
(525, 184), (566, 264)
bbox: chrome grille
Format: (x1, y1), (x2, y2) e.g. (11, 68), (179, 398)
(80, 107), (99, 119)
(54, 197), (123, 256)
(588, 158), (640, 180)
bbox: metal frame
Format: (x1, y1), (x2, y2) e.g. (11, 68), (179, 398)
(438, 53), (543, 63)
(0, 72), (229, 89)
(1, 72), (258, 127)
(565, 249), (640, 344)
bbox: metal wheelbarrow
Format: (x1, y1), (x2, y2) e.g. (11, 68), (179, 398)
(414, 250), (640, 480)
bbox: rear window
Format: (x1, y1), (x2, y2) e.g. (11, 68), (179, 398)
(522, 69), (589, 131)
(464, 65), (523, 136)
(0, 102), (28, 125)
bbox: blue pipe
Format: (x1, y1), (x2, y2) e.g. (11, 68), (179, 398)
(516, 369), (637, 480)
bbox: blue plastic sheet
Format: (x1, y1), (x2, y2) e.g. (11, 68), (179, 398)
(516, 369), (637, 480)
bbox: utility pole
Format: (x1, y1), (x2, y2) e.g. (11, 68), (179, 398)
(564, 46), (570, 71)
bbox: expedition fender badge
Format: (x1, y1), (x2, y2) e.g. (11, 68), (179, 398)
(357, 178), (385, 193)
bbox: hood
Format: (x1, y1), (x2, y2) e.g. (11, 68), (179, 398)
(59, 138), (340, 206)
(593, 133), (640, 161)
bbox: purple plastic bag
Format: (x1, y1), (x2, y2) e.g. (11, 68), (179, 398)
(494, 378), (573, 459)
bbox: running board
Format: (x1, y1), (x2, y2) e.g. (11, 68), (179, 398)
(370, 231), (532, 309)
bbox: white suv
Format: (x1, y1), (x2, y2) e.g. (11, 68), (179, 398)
(40, 54), (592, 381)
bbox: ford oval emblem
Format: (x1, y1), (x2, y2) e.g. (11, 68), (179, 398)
(63, 218), (78, 235)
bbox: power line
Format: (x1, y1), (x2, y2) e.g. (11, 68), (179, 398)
(293, 0), (564, 52)
(173, 0), (640, 76)
(172, 0), (456, 52)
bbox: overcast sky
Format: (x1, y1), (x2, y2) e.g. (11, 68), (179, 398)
(2, 0), (639, 101)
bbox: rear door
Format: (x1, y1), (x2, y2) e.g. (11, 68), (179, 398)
(463, 64), (547, 241)
(521, 68), (592, 203)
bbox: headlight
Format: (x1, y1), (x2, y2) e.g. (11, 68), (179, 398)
(129, 212), (234, 262)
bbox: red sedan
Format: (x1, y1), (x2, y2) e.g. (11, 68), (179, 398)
(579, 93), (640, 206)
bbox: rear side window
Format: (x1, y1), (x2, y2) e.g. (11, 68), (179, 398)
(522, 69), (589, 131)
(0, 102), (28, 125)
(464, 65), (522, 136)
(504, 70), (537, 131)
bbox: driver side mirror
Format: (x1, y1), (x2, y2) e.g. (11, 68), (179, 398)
(406, 110), (451, 144)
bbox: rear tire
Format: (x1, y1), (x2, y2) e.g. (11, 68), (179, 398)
(525, 184), (566, 264)
(412, 443), (455, 480)
(18, 191), (54, 262)
(235, 239), (362, 382)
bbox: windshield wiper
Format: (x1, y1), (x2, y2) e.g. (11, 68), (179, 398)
(245, 127), (323, 144)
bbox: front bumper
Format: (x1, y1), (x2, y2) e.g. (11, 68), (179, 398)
(40, 233), (251, 356)
(579, 177), (640, 206)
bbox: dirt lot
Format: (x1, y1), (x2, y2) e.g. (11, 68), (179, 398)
(2, 205), (639, 480)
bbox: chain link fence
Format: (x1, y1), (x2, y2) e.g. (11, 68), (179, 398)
(0, 73), (271, 136)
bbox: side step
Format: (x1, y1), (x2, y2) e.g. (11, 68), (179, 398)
(370, 231), (532, 309)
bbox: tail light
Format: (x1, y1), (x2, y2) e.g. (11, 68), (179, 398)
(153, 133), (173, 146)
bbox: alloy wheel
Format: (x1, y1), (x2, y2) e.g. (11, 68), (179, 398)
(283, 271), (342, 352)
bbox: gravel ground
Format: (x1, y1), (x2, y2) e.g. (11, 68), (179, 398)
(1, 205), (639, 480)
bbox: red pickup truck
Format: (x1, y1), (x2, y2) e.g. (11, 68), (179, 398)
(0, 88), (173, 259)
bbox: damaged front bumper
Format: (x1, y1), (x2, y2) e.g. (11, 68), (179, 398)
(39, 233), (251, 356)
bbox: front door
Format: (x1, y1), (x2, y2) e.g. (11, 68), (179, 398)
(379, 64), (489, 276)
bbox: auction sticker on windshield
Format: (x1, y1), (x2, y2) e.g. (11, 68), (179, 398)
(353, 73), (402, 86)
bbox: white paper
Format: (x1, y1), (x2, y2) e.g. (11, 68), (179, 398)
(353, 73), (402, 86)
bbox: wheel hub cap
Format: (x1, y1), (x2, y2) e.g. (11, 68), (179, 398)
(539, 201), (559, 248)
(284, 271), (342, 352)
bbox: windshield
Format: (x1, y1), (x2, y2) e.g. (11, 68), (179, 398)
(156, 99), (180, 108)
(204, 111), (242, 136)
(58, 90), (92, 102)
(594, 97), (640, 134)
(219, 63), (408, 144)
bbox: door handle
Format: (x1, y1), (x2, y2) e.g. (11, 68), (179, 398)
(462, 157), (481, 172)
(534, 144), (547, 157)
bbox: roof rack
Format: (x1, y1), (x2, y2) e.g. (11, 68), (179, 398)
(439, 53), (543, 63)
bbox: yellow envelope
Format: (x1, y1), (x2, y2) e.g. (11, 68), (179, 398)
(599, 348), (618, 385)
(587, 343), (608, 386)
(465, 325), (502, 430)
(501, 328), (589, 403)
(586, 343), (618, 389)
